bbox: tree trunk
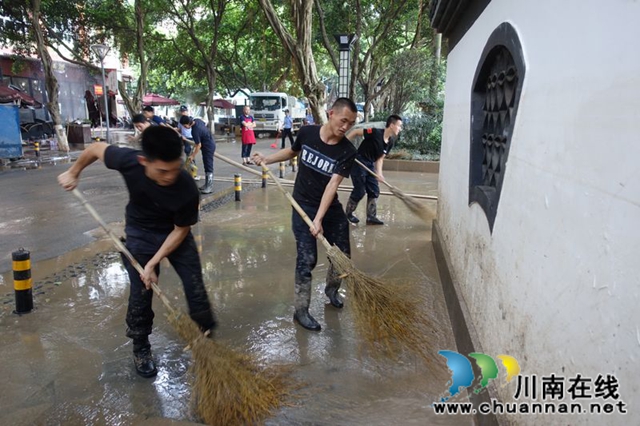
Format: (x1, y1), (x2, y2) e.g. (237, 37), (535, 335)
(348, 0), (362, 101)
(205, 64), (217, 132)
(31, 0), (69, 152)
(427, 31), (442, 114)
(257, 0), (327, 124)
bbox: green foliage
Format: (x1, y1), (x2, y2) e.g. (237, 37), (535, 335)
(373, 99), (443, 160)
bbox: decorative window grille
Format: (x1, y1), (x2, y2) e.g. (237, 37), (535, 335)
(469, 23), (525, 232)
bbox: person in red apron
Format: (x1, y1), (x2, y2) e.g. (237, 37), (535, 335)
(240, 106), (257, 165)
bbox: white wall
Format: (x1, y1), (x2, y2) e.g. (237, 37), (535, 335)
(438, 0), (639, 423)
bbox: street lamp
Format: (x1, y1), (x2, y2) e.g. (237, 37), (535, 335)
(91, 43), (111, 143)
(333, 34), (358, 98)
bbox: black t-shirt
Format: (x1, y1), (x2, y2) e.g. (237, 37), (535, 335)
(357, 127), (394, 161)
(291, 125), (356, 205)
(191, 119), (215, 146)
(104, 146), (200, 231)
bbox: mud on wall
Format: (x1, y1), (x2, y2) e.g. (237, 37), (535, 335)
(436, 0), (639, 424)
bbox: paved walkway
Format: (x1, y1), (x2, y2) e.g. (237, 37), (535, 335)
(0, 131), (461, 425)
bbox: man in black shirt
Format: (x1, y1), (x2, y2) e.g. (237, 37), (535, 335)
(58, 126), (217, 378)
(253, 98), (358, 331)
(179, 116), (216, 194)
(345, 114), (403, 225)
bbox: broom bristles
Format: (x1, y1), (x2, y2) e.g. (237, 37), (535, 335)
(326, 246), (440, 364)
(168, 312), (292, 425)
(389, 186), (436, 225)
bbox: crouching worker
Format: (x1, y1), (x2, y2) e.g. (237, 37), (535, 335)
(57, 126), (217, 378)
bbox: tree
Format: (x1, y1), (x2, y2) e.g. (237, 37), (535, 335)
(313, 0), (439, 119)
(158, 0), (230, 130)
(257, 0), (327, 124)
(0, 0), (72, 151)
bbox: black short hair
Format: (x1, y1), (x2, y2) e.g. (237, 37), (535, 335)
(331, 98), (357, 113)
(179, 115), (193, 125)
(142, 105), (154, 112)
(141, 126), (183, 162)
(132, 113), (147, 124)
(386, 114), (402, 128)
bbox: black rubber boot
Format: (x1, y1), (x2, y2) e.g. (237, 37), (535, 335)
(345, 198), (360, 224)
(366, 198), (384, 225)
(200, 173), (214, 194)
(324, 264), (344, 308)
(133, 338), (157, 378)
(293, 278), (321, 331)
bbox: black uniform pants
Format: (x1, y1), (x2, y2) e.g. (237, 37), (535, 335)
(122, 225), (216, 341)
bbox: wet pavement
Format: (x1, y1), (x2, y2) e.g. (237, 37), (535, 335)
(0, 138), (465, 425)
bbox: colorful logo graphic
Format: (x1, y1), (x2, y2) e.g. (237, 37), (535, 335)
(438, 350), (520, 402)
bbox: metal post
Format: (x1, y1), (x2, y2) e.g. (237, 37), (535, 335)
(279, 161), (285, 179)
(91, 44), (111, 143)
(292, 155), (297, 172)
(262, 169), (268, 188)
(13, 248), (33, 314)
(99, 61), (110, 143)
(234, 173), (242, 201)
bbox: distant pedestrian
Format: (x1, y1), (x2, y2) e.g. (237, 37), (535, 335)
(239, 106), (257, 165)
(177, 106), (195, 157)
(345, 114), (403, 225)
(127, 114), (153, 145)
(304, 108), (314, 126)
(142, 106), (168, 127)
(280, 109), (295, 148)
(179, 116), (216, 194)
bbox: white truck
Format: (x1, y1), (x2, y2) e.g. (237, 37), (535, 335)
(249, 92), (305, 135)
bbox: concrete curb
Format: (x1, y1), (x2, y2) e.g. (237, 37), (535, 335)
(383, 159), (439, 173)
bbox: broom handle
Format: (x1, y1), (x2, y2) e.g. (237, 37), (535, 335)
(213, 153), (333, 251)
(260, 166), (333, 252)
(71, 188), (177, 316)
(214, 152), (263, 177)
(354, 158), (396, 191)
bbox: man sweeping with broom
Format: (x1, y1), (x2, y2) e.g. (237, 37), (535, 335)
(345, 114), (403, 225)
(57, 126), (217, 377)
(252, 98), (358, 331)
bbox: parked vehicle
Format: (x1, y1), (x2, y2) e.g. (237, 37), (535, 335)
(249, 92), (305, 135)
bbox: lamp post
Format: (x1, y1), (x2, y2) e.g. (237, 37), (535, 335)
(91, 43), (111, 143)
(333, 34), (358, 98)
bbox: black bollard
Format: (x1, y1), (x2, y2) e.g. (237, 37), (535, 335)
(13, 248), (33, 314)
(279, 161), (285, 179)
(262, 169), (268, 188)
(234, 173), (242, 201)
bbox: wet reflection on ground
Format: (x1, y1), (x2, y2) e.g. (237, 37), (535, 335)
(0, 172), (467, 425)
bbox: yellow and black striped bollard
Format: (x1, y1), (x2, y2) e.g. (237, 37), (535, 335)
(34, 141), (40, 158)
(234, 173), (242, 201)
(279, 161), (285, 179)
(292, 155), (298, 172)
(262, 168), (268, 188)
(13, 248), (33, 314)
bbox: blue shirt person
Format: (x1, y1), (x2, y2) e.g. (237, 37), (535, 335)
(280, 109), (295, 148)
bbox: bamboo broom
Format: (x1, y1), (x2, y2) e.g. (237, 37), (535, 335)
(257, 166), (439, 363)
(71, 188), (291, 425)
(355, 159), (435, 224)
